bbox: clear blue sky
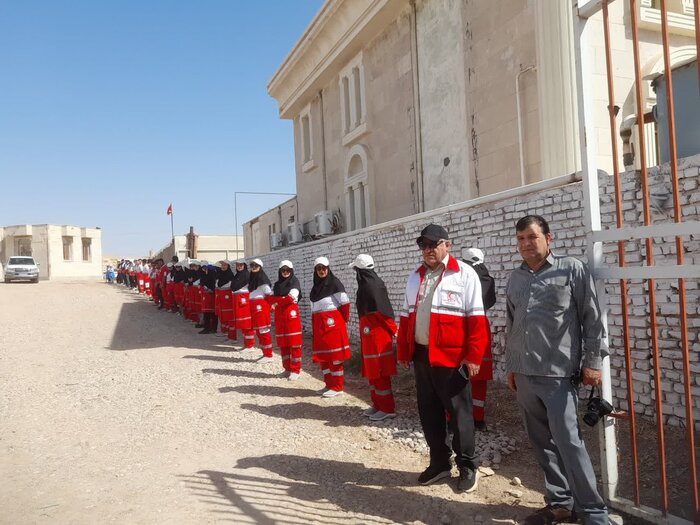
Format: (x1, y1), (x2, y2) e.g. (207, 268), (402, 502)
(0, 0), (324, 257)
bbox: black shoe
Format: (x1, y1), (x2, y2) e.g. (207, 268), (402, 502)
(157, 305), (164, 310)
(457, 467), (478, 493)
(195, 323), (204, 328)
(522, 505), (576, 525)
(417, 463), (451, 485)
(474, 420), (487, 432)
(198, 328), (212, 334)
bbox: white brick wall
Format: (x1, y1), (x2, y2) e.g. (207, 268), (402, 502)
(257, 154), (700, 429)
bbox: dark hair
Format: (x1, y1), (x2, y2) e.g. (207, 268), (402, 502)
(171, 255), (179, 262)
(515, 215), (550, 235)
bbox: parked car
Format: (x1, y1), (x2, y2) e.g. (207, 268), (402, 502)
(4, 256), (40, 283)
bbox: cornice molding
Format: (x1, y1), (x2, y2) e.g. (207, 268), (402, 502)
(267, 0), (407, 119)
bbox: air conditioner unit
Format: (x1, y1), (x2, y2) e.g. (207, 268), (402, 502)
(314, 210), (333, 236)
(287, 222), (303, 244)
(270, 232), (284, 250)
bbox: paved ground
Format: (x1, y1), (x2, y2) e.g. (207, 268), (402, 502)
(0, 281), (594, 524)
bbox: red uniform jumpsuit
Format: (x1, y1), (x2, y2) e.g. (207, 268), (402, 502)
(270, 290), (303, 374)
(312, 291), (351, 392)
(229, 285), (251, 342)
(248, 284), (273, 356)
(360, 312), (398, 414)
(215, 284), (234, 334)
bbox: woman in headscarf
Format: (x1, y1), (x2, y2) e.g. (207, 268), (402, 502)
(269, 260), (303, 380)
(310, 256), (351, 397)
(214, 260), (235, 335)
(198, 262), (218, 334)
(172, 261), (187, 313)
(349, 254), (398, 421)
(247, 258), (274, 362)
(228, 260), (250, 344)
(163, 262), (176, 312)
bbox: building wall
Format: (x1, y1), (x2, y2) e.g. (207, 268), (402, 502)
(243, 198), (298, 256)
(152, 234), (244, 263)
(0, 224), (103, 280)
(248, 154), (700, 430)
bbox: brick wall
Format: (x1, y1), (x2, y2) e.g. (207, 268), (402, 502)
(256, 154), (700, 428)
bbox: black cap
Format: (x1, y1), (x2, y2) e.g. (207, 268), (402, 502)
(417, 223), (449, 242)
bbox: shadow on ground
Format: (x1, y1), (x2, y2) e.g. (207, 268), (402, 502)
(180, 454), (526, 524)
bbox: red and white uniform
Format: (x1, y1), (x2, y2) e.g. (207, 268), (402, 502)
(229, 285), (251, 341)
(215, 282), (234, 333)
(248, 283), (273, 356)
(397, 255), (489, 368)
(360, 312), (398, 414)
(270, 289), (303, 374)
(312, 291), (351, 392)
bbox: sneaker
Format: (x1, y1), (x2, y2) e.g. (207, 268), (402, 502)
(369, 411), (396, 422)
(474, 420), (488, 432)
(522, 505), (576, 525)
(417, 463), (452, 485)
(288, 372), (300, 381)
(256, 356), (274, 364)
(317, 387), (329, 395)
(456, 467), (478, 493)
(362, 407), (379, 417)
(321, 389), (344, 398)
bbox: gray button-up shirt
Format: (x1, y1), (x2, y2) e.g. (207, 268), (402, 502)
(505, 252), (606, 377)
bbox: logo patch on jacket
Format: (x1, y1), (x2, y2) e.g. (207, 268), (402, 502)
(327, 318), (335, 326)
(241, 298), (246, 304)
(363, 326), (371, 335)
(290, 310), (297, 318)
(224, 295), (229, 300)
(256, 304), (262, 311)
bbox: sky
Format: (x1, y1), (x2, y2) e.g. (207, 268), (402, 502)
(0, 0), (324, 257)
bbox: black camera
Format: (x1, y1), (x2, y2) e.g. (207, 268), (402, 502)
(582, 387), (614, 427)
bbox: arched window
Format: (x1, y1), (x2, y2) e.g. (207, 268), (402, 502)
(344, 144), (370, 231)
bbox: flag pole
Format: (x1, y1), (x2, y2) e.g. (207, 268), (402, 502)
(170, 209), (174, 243)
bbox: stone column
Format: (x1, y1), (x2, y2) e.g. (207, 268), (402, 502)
(534, 0), (581, 180)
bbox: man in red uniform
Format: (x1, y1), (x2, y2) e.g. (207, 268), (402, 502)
(397, 224), (490, 493)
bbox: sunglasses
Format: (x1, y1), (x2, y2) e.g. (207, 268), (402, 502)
(417, 239), (445, 251)
(280, 267), (292, 273)
(315, 265), (328, 272)
(250, 263), (260, 268)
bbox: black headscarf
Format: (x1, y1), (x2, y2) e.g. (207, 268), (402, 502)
(173, 267), (186, 283)
(216, 264), (234, 288)
(200, 265), (217, 291)
(310, 268), (345, 302)
(355, 268), (394, 318)
(248, 267), (272, 291)
(231, 263), (249, 292)
(273, 268), (301, 297)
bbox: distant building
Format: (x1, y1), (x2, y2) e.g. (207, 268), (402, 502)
(150, 227), (245, 263)
(245, 0), (697, 255)
(0, 224), (103, 280)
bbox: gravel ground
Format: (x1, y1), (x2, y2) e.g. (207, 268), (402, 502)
(1, 281), (577, 524)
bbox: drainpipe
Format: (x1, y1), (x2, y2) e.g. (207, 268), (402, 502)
(409, 0), (425, 212)
(516, 65), (536, 187)
(319, 90), (329, 211)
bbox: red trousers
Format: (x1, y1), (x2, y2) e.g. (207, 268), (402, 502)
(471, 379), (488, 422)
(369, 376), (395, 414)
(280, 346), (302, 373)
(244, 327), (273, 357)
(320, 361), (344, 392)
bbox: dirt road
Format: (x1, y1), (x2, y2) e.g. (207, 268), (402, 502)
(1, 281), (553, 524)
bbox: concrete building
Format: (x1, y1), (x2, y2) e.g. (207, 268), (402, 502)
(0, 224), (103, 280)
(245, 0), (696, 254)
(151, 228), (244, 264)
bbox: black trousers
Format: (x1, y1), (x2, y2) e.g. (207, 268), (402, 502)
(413, 344), (477, 470)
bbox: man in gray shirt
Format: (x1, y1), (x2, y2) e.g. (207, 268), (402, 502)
(505, 215), (608, 525)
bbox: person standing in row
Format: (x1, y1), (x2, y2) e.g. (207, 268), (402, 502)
(349, 254), (398, 422)
(397, 223), (490, 493)
(270, 260), (303, 380)
(247, 259), (274, 363)
(310, 256), (351, 398)
(199, 262), (218, 334)
(229, 260), (251, 344)
(215, 260), (234, 335)
(506, 215), (608, 525)
(462, 247), (496, 431)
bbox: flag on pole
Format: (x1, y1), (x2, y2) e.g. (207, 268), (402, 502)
(167, 204), (173, 216)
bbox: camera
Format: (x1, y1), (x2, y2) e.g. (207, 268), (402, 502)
(582, 387), (614, 427)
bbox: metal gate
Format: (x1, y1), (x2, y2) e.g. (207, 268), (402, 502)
(574, 0), (699, 523)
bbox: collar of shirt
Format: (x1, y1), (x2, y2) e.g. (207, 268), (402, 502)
(520, 251), (555, 273)
(423, 253), (449, 273)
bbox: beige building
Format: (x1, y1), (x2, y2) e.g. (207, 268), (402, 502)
(246, 0), (697, 255)
(151, 228), (245, 264)
(0, 224), (103, 280)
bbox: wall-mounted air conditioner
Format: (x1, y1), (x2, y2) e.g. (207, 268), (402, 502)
(287, 222), (303, 244)
(314, 210), (333, 236)
(270, 232), (284, 250)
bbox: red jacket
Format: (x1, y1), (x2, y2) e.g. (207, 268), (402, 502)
(270, 295), (303, 347)
(232, 288), (252, 330)
(397, 255), (489, 368)
(311, 292), (351, 363)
